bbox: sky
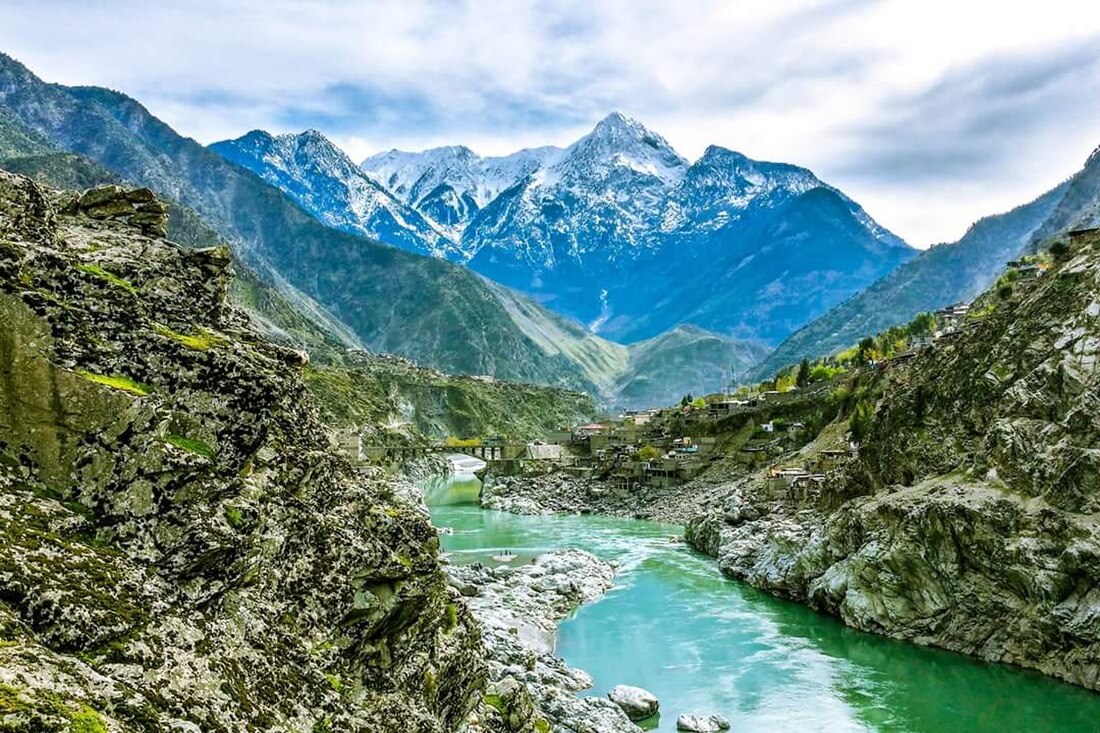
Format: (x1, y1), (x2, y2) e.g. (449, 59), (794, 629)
(2, 0), (1099, 247)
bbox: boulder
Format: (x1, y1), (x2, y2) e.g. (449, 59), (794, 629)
(676, 713), (731, 732)
(607, 684), (659, 721)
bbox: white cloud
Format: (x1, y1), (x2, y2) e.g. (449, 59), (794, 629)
(1, 0), (1099, 246)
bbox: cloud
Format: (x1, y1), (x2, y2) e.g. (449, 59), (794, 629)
(1, 0), (1099, 246)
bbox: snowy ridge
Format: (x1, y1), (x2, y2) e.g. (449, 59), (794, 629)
(210, 130), (459, 259)
(212, 113), (913, 344)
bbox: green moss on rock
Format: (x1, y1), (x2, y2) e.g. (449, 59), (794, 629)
(164, 434), (215, 460)
(75, 370), (149, 396)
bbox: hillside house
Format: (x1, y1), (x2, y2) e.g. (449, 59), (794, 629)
(935, 303), (971, 334)
(769, 466), (812, 488)
(1069, 227), (1100, 247)
(548, 428), (575, 444)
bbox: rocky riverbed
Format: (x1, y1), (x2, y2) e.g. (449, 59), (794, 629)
(447, 550), (642, 733)
(481, 472), (730, 526)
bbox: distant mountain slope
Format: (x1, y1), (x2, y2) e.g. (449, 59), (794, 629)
(613, 325), (770, 408)
(359, 112), (914, 343)
(210, 129), (459, 258)
(1030, 145), (1100, 243)
(0, 52), (618, 389)
(752, 181), (1072, 380)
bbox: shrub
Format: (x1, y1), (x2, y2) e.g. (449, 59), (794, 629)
(1049, 240), (1070, 260)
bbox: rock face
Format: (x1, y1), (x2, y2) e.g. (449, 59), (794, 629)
(607, 685), (659, 721)
(0, 170), (484, 731)
(688, 230), (1100, 691)
(448, 551), (640, 733)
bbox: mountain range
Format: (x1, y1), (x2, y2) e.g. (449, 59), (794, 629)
(216, 112), (916, 344)
(0, 53), (626, 390)
(0, 53), (769, 408)
(6, 49), (1098, 409)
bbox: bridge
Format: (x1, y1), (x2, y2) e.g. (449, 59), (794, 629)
(337, 432), (530, 466)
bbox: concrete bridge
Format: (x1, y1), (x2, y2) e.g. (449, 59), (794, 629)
(340, 433), (528, 466)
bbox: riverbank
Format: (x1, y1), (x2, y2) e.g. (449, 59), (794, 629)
(480, 471), (730, 526)
(429, 474), (1100, 731)
(480, 432), (1100, 695)
(447, 550), (641, 733)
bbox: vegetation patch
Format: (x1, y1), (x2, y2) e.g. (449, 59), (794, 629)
(76, 263), (137, 294)
(0, 683), (28, 715)
(165, 435), (215, 460)
(154, 323), (226, 351)
(444, 602), (459, 633)
(223, 505), (244, 529)
(76, 370), (150, 396)
(71, 706), (108, 733)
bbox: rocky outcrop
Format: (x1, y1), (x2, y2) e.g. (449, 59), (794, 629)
(675, 713), (730, 732)
(687, 231), (1100, 691)
(0, 171), (484, 731)
(606, 685), (658, 721)
(60, 183), (169, 237)
(448, 551), (640, 733)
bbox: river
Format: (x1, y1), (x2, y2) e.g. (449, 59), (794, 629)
(424, 473), (1100, 732)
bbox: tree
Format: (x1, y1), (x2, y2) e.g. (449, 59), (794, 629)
(907, 312), (935, 337)
(1050, 240), (1070, 261)
(849, 399), (874, 444)
(796, 359), (812, 387)
(635, 445), (662, 461)
(680, 393), (693, 407)
(691, 396), (706, 408)
(857, 337), (876, 363)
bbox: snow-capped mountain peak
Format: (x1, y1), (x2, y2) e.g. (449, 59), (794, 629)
(210, 130), (460, 259)
(212, 114), (911, 346)
(554, 112), (688, 187)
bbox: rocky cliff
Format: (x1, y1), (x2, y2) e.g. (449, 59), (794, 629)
(687, 230), (1100, 689)
(0, 171), (484, 731)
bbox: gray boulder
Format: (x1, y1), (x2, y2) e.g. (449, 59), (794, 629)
(607, 684), (659, 720)
(676, 713), (731, 732)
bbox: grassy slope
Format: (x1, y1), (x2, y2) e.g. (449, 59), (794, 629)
(304, 355), (595, 441)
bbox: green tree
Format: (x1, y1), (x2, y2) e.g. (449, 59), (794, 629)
(849, 399), (874, 444)
(857, 337), (876, 363)
(680, 393), (693, 407)
(691, 396), (707, 408)
(635, 445), (661, 461)
(907, 311), (935, 337)
(1050, 240), (1070, 261)
(796, 359), (812, 387)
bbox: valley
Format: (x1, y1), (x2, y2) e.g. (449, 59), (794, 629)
(1, 9), (1100, 732)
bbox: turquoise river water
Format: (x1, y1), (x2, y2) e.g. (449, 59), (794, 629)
(424, 474), (1100, 732)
